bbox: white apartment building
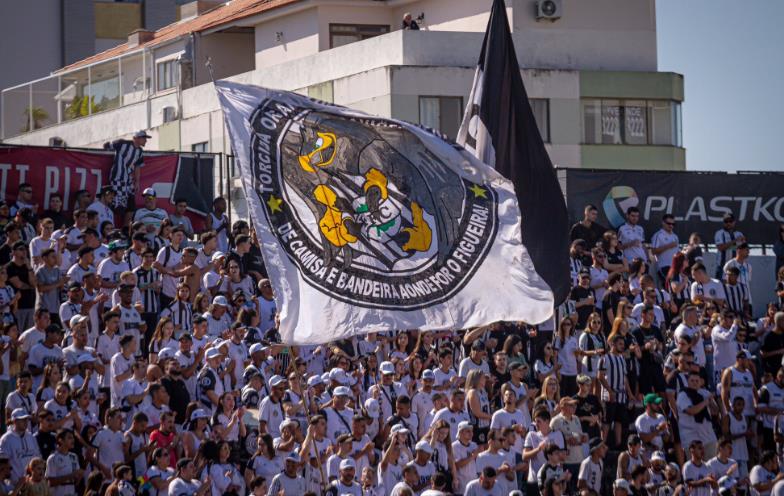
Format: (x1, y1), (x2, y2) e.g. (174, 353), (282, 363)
(1, 0), (685, 215)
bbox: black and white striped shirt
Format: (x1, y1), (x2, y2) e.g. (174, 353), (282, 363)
(133, 266), (161, 315)
(599, 352), (628, 403)
(723, 282), (748, 316)
(669, 273), (691, 302)
(109, 140), (144, 207)
(160, 300), (193, 333)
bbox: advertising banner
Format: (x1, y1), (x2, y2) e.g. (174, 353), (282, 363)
(564, 169), (784, 244)
(0, 146), (213, 229)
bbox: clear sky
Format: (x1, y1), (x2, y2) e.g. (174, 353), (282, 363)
(656, 0), (784, 172)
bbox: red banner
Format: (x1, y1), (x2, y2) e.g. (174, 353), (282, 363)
(0, 146), (204, 230)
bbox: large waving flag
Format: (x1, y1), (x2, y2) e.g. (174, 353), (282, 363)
(216, 80), (553, 344)
(457, 0), (571, 305)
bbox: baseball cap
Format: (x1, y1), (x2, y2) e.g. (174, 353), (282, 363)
(737, 350), (753, 360)
(471, 340), (486, 351)
(142, 187), (156, 198)
(212, 295), (229, 307)
(190, 409), (210, 421)
(269, 375), (286, 388)
(210, 251), (226, 262)
(422, 369), (435, 381)
(390, 424), (409, 436)
(285, 452), (301, 464)
(364, 398), (380, 419)
(307, 375), (324, 388)
(333, 386), (350, 397)
(588, 438), (604, 454)
(280, 418), (298, 431)
(205, 348), (222, 360)
(329, 368), (350, 385)
(157, 347), (176, 361)
(339, 458), (356, 471)
(457, 421), (473, 433)
(10, 408), (31, 421)
(69, 314), (89, 327)
(178, 333), (193, 342)
(651, 451), (666, 462)
(643, 393), (663, 406)
(67, 281), (82, 291)
(379, 361), (395, 375)
(248, 343), (264, 355)
(134, 130), (152, 139)
(76, 354), (95, 365)
(107, 240), (127, 252)
(415, 440), (434, 454)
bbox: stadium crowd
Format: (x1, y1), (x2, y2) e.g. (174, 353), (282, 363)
(0, 133), (782, 496)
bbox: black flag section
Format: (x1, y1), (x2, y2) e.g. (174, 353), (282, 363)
(458, 0), (570, 305)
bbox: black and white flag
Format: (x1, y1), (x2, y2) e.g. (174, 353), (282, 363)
(216, 80), (554, 344)
(457, 0), (571, 305)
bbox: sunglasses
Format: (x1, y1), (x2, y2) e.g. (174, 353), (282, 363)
(665, 222), (675, 226)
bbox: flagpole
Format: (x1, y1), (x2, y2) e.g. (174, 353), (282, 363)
(287, 346), (328, 493)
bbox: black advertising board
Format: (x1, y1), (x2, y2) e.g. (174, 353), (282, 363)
(563, 169), (784, 244)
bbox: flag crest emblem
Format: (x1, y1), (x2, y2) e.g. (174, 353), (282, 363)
(249, 99), (499, 310)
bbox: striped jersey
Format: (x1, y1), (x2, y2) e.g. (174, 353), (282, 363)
(599, 352), (628, 403)
(109, 140), (144, 207)
(133, 266), (161, 314)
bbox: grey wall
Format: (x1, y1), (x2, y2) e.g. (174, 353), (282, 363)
(0, 0), (63, 90)
(144, 0), (177, 31)
(62, 0), (96, 65)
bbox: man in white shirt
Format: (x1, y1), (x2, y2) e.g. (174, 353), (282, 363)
(618, 206), (647, 262)
(259, 375), (287, 438)
(133, 188), (169, 241)
(0, 409), (41, 484)
(431, 389), (470, 441)
(651, 214), (679, 280)
(370, 361), (407, 421)
(45, 429), (83, 496)
(87, 186), (116, 230)
(93, 408), (126, 480)
(458, 341), (490, 378)
(634, 394), (669, 455)
(464, 466), (505, 496)
(683, 440), (716, 496)
(323, 386), (354, 442)
(267, 452), (306, 496)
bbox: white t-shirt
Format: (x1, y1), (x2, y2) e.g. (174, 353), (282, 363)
(691, 279), (726, 303)
(634, 412), (667, 450)
(452, 440), (478, 494)
(651, 229), (679, 267)
(750, 464), (777, 496)
(579, 457), (604, 493)
(93, 427), (125, 475)
(431, 407), (470, 441)
(46, 450), (80, 496)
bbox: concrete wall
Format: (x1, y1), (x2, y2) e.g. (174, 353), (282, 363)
(196, 32), (255, 85)
(255, 7), (320, 69)
(63, 0), (97, 66)
(512, 0), (657, 71)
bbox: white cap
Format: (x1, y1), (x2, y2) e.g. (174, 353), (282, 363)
(379, 361), (395, 375)
(142, 187), (156, 197)
(69, 314), (89, 327)
(333, 386), (350, 396)
(457, 420), (473, 432)
(329, 368), (349, 385)
(269, 375), (286, 387)
(339, 458), (356, 471)
(280, 418), (298, 431)
(76, 354), (95, 365)
(390, 424), (410, 435)
(651, 451), (666, 462)
(415, 440), (433, 454)
(718, 476), (737, 491)
(614, 479), (631, 492)
(422, 369), (435, 381)
(157, 347), (177, 361)
(211, 251), (226, 262)
(190, 409), (210, 421)
(10, 408), (31, 421)
(249, 343), (264, 355)
(212, 295), (229, 307)
(285, 452), (301, 464)
(364, 398), (380, 419)
(205, 348), (222, 360)
(307, 375), (324, 387)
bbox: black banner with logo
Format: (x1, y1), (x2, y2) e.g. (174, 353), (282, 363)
(563, 169), (784, 244)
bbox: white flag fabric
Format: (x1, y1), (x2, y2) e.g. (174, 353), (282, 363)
(216, 80), (553, 344)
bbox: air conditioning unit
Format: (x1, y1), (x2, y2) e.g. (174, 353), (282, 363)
(49, 137), (66, 147)
(162, 106), (178, 123)
(536, 0), (562, 21)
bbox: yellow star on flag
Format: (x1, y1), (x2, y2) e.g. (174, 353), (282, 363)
(267, 195), (283, 213)
(469, 183), (488, 199)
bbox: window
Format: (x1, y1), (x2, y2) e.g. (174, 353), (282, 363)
(582, 98), (682, 146)
(191, 142), (209, 153)
(529, 99), (550, 143)
(419, 96), (463, 140)
(329, 24), (390, 48)
(156, 60), (178, 91)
